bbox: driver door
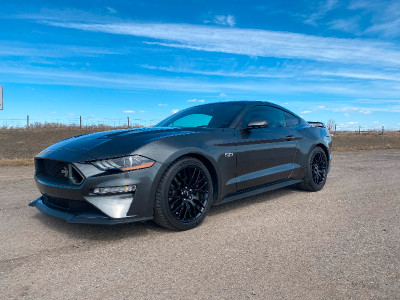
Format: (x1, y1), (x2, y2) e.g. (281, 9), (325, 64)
(234, 105), (298, 191)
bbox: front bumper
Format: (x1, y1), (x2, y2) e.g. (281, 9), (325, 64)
(29, 197), (152, 224)
(31, 150), (165, 223)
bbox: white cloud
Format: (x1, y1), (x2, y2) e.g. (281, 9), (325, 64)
(123, 110), (135, 113)
(333, 107), (372, 114)
(219, 93), (227, 97)
(316, 105), (326, 109)
(206, 15), (236, 27)
(158, 103), (168, 106)
(359, 109), (371, 114)
(67, 113), (75, 115)
(304, 0), (339, 26)
(311, 70), (400, 82)
(301, 110), (312, 114)
(0, 42), (124, 58)
(187, 99), (197, 102)
(328, 18), (360, 34)
(347, 121), (358, 124)
(373, 121), (380, 124)
(349, 0), (400, 38)
(4, 64), (400, 101)
(172, 109), (179, 114)
(40, 21), (400, 67)
(198, 99), (205, 102)
(106, 7), (117, 14)
(141, 64), (293, 78)
(365, 19), (400, 37)
(138, 110), (147, 113)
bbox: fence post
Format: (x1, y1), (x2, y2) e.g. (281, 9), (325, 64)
(382, 126), (384, 135)
(26, 115), (29, 129)
(80, 116), (82, 129)
(358, 125), (361, 134)
(127, 117), (130, 128)
(334, 124), (336, 133)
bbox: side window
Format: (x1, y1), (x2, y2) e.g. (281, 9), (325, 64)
(283, 111), (300, 127)
(242, 106), (286, 128)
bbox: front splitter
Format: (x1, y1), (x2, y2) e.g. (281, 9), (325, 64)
(29, 197), (153, 225)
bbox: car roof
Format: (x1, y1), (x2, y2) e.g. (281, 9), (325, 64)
(203, 100), (303, 121)
(203, 100), (289, 110)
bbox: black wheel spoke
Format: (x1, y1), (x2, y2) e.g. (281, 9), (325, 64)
(188, 168), (197, 187)
(168, 165), (209, 223)
(192, 188), (208, 193)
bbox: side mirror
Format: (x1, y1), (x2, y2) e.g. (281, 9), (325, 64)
(246, 120), (268, 129)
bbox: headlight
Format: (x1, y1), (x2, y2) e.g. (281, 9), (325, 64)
(92, 155), (155, 172)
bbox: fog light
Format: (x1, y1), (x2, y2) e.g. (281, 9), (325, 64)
(92, 185), (136, 195)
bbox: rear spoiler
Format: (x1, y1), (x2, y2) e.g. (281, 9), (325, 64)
(308, 121), (326, 128)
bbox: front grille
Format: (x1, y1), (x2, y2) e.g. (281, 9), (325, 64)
(42, 194), (100, 213)
(35, 159), (84, 185)
(37, 159), (68, 179)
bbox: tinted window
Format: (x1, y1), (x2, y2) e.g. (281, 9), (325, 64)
(169, 114), (212, 127)
(283, 111), (300, 127)
(242, 106), (286, 128)
(155, 103), (244, 128)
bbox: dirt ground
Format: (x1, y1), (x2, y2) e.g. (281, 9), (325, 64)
(0, 150), (399, 299)
(332, 131), (400, 151)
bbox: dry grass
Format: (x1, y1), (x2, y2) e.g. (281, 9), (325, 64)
(0, 127), (399, 166)
(331, 131), (400, 151)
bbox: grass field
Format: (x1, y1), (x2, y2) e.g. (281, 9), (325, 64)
(0, 126), (399, 166)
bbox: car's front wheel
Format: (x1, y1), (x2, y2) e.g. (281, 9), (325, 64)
(298, 146), (328, 192)
(154, 157), (213, 230)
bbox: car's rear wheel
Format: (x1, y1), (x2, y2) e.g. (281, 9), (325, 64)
(298, 146), (328, 191)
(154, 157), (213, 230)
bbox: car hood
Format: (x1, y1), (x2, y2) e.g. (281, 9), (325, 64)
(37, 127), (202, 161)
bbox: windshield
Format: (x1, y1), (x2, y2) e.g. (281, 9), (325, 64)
(155, 103), (245, 128)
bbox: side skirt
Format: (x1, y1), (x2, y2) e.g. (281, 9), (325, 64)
(216, 179), (302, 205)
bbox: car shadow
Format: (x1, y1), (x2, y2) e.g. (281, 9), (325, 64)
(208, 186), (297, 216)
(32, 213), (170, 241)
(32, 186), (299, 241)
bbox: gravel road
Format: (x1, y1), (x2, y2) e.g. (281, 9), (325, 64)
(1, 150), (399, 299)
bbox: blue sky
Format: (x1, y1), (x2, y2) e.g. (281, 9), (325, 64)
(1, 0), (400, 129)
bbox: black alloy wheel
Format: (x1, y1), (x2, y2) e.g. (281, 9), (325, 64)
(298, 146), (328, 192)
(311, 152), (327, 186)
(168, 165), (209, 223)
(154, 157), (213, 230)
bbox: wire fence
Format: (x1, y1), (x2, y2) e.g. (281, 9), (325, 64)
(0, 116), (162, 129)
(0, 117), (399, 133)
(331, 125), (399, 133)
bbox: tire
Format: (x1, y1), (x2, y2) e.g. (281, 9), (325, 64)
(298, 146), (328, 192)
(153, 157), (214, 231)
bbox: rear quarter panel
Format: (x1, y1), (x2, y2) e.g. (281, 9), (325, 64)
(292, 125), (332, 180)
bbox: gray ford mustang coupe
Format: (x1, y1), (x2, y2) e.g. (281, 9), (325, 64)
(30, 101), (332, 230)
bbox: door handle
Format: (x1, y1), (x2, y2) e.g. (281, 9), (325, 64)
(286, 135), (295, 141)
